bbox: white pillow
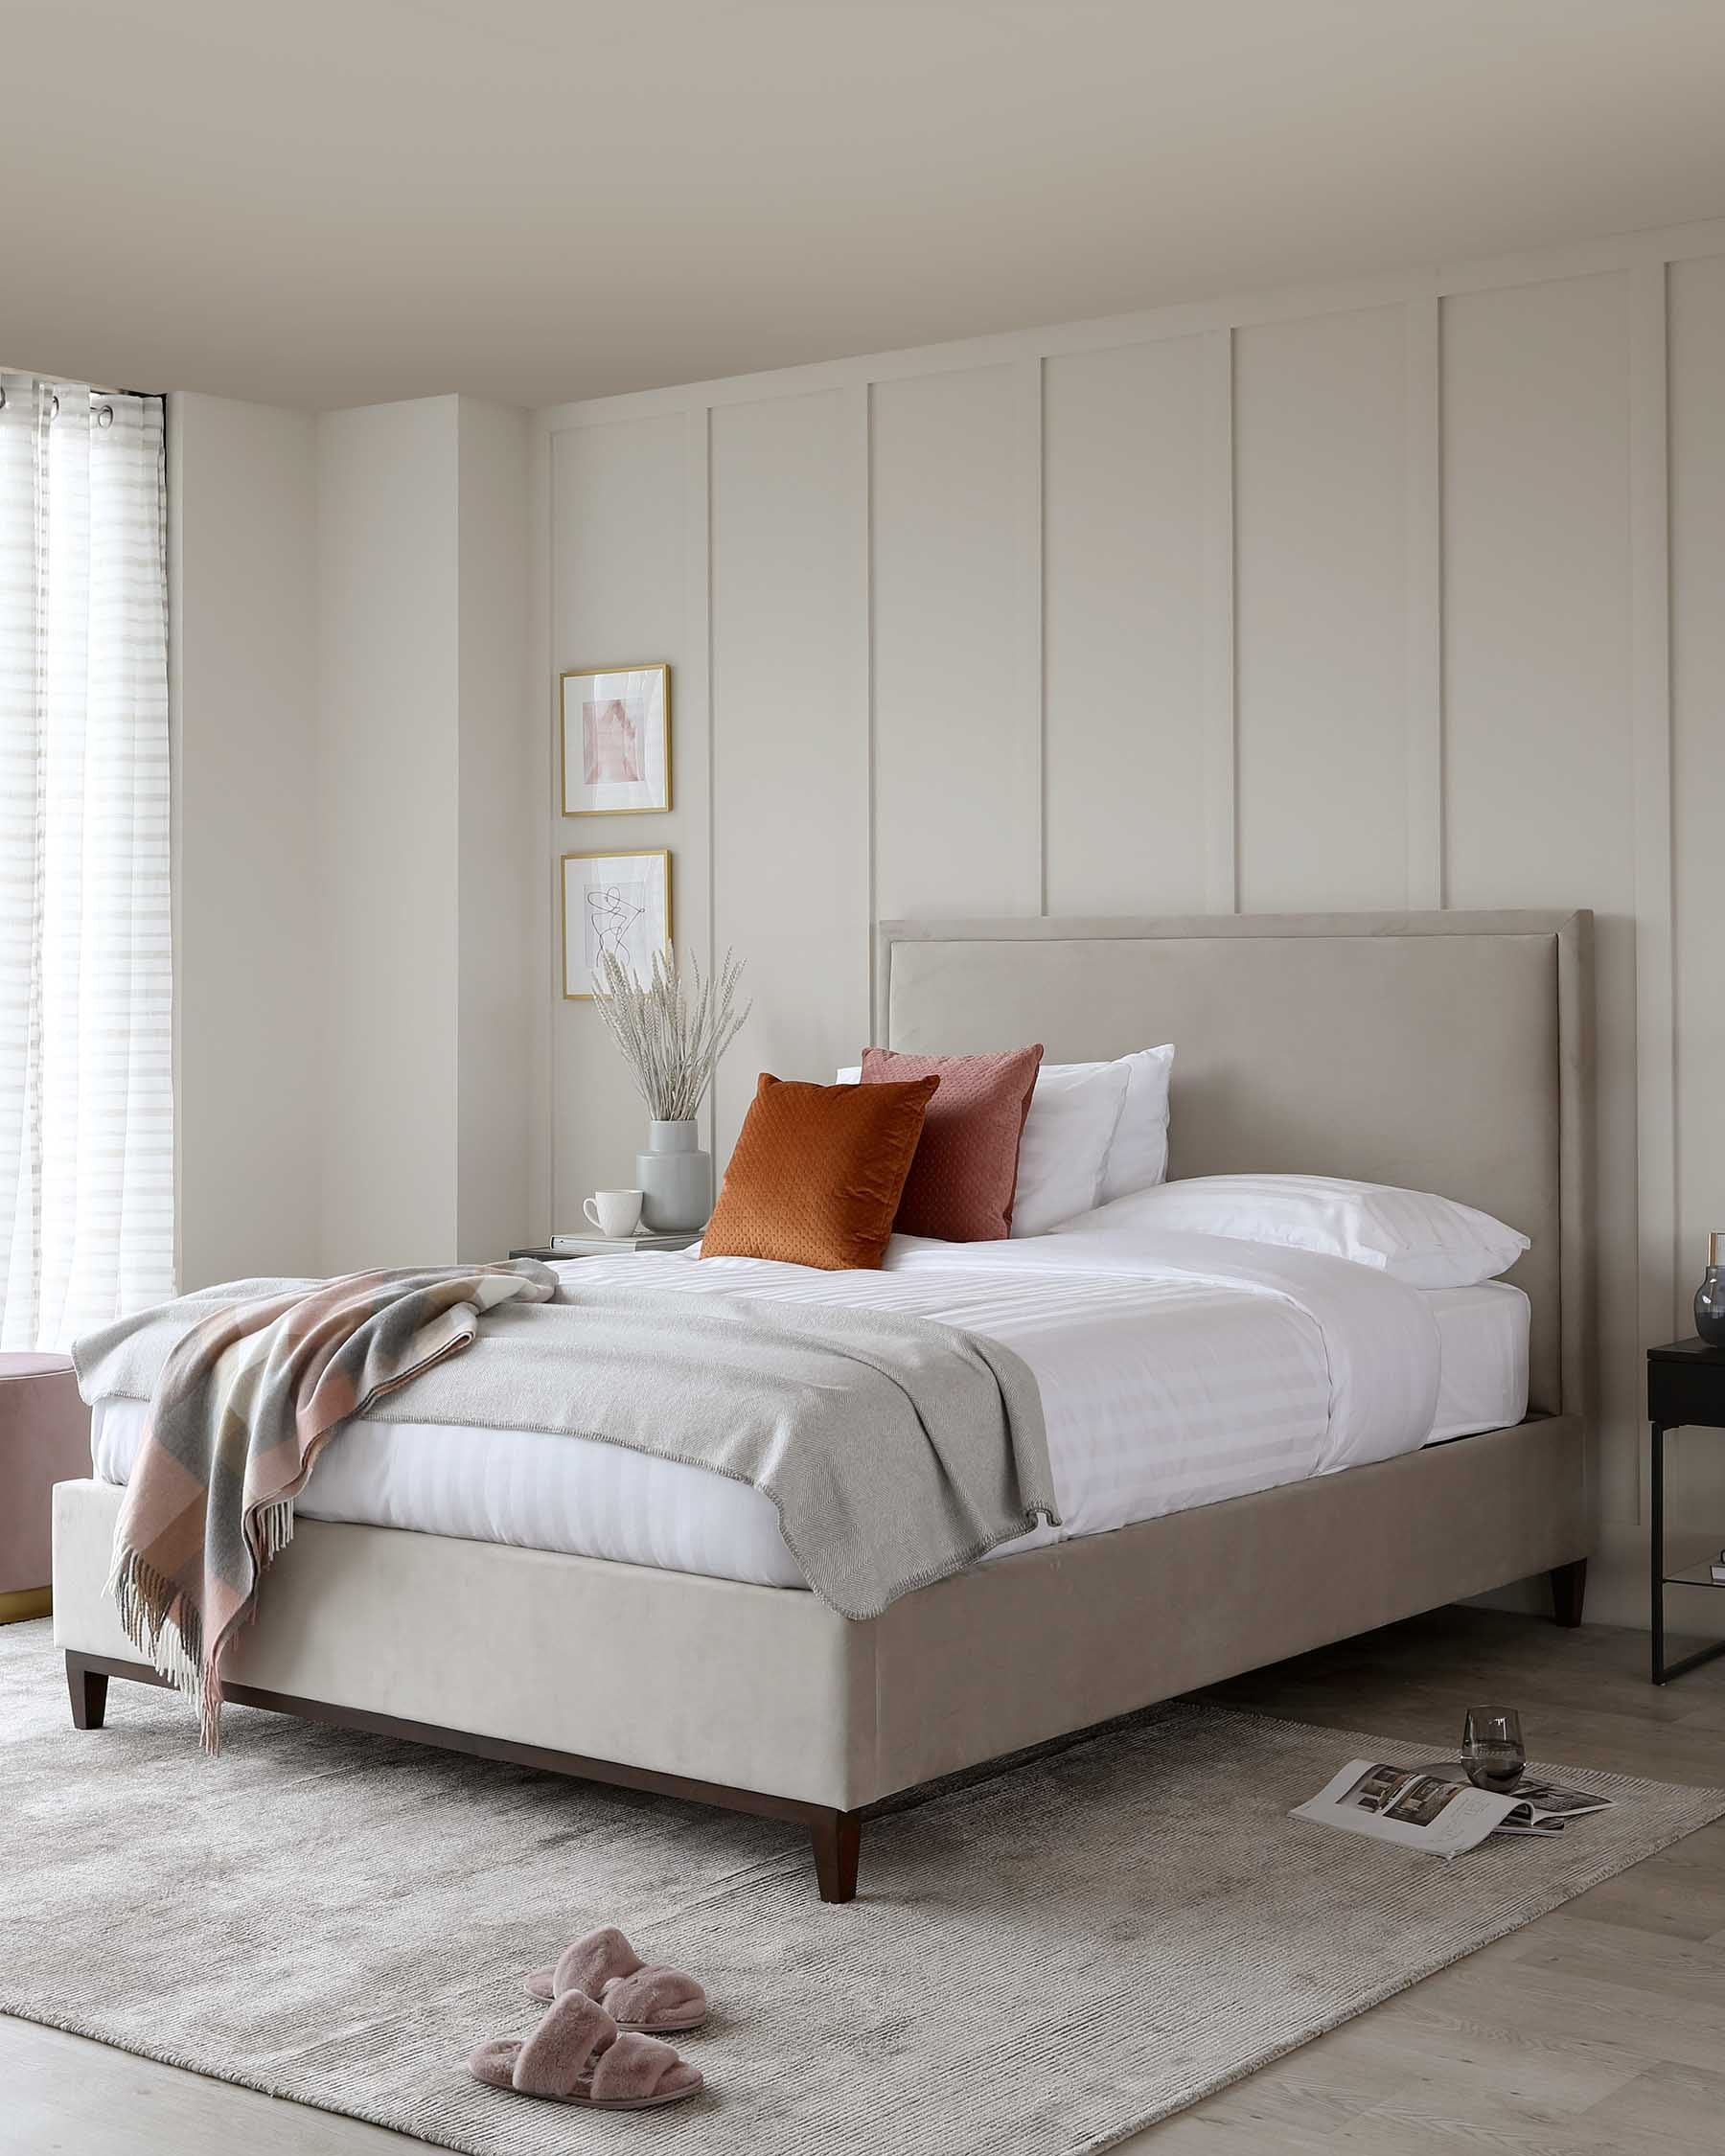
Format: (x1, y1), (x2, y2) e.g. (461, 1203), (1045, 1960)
(1006, 1061), (1133, 1234)
(1046, 1045), (1174, 1203)
(1054, 1172), (1530, 1288)
(836, 1057), (1131, 1237)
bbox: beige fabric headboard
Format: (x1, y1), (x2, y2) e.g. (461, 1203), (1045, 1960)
(876, 911), (1594, 1421)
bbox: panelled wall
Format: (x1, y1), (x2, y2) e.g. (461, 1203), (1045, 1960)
(534, 218), (1725, 1622)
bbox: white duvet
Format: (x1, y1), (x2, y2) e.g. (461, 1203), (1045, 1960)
(92, 1227), (1527, 1592)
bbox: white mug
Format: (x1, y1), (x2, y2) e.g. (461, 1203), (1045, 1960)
(585, 1188), (643, 1238)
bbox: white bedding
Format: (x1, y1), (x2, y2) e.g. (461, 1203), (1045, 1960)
(1425, 1278), (1530, 1442)
(90, 1231), (1530, 1594)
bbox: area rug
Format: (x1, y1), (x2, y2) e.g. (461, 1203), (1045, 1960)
(4, 1619), (1722, 2156)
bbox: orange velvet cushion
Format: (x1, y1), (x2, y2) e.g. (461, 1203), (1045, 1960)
(702, 1072), (940, 1271)
(862, 1044), (1043, 1240)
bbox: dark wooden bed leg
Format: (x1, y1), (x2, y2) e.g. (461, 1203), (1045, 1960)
(812, 1809), (861, 1903)
(1550, 1558), (1587, 1628)
(66, 1653), (108, 1730)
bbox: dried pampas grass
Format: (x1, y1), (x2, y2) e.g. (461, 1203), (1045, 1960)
(591, 945), (750, 1123)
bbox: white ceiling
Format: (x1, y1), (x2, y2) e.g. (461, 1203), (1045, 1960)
(6, 0), (1725, 410)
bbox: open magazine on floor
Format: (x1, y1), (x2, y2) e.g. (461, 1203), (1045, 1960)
(1293, 1758), (1615, 1857)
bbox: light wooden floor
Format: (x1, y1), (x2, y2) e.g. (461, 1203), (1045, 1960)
(7, 1604), (1725, 2155)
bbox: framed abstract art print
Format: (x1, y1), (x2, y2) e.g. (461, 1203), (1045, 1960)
(560, 663), (670, 815)
(562, 849), (672, 998)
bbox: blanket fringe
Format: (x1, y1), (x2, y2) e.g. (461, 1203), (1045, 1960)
(105, 1541), (223, 1749)
(255, 1496), (296, 1565)
(106, 1495), (300, 1754)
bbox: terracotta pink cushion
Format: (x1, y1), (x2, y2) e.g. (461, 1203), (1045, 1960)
(862, 1044), (1044, 1241)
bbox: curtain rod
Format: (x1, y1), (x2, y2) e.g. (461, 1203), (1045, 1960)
(0, 363), (155, 398)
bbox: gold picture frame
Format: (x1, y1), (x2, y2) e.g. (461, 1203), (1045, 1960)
(560, 662), (671, 816)
(562, 848), (673, 1000)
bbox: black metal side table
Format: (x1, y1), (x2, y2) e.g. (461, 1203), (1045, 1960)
(1649, 1337), (1725, 1683)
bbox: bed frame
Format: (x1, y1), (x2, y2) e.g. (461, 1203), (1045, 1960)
(53, 910), (1595, 1903)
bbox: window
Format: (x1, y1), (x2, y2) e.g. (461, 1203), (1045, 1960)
(0, 377), (172, 1347)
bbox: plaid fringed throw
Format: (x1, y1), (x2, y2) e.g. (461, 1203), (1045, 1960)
(84, 1262), (557, 1752)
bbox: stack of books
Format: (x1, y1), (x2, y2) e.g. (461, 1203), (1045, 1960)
(549, 1230), (696, 1256)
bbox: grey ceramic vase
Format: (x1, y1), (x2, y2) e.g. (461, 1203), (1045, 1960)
(636, 1119), (713, 1233)
(1698, 1233), (1725, 1348)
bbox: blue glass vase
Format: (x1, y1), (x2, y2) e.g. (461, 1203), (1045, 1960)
(1698, 1233), (1725, 1348)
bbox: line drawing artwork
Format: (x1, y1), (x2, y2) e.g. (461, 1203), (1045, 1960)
(586, 880), (645, 968)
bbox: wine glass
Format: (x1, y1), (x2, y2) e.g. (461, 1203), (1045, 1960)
(1462, 1706), (1526, 1792)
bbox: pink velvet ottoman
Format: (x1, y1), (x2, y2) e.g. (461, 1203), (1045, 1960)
(0, 1352), (92, 1622)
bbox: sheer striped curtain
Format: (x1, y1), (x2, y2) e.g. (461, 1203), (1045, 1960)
(0, 376), (173, 1349)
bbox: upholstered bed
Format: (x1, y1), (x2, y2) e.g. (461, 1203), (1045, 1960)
(52, 909), (1594, 1901)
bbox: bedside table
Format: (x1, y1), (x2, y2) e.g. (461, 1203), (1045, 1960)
(1648, 1337), (1725, 1684)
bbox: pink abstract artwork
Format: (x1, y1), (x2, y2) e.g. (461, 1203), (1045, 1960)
(583, 698), (644, 786)
(562, 664), (668, 814)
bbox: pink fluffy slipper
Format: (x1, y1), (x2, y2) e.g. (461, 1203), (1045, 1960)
(522, 1924), (707, 2032)
(470, 1989), (702, 2111)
